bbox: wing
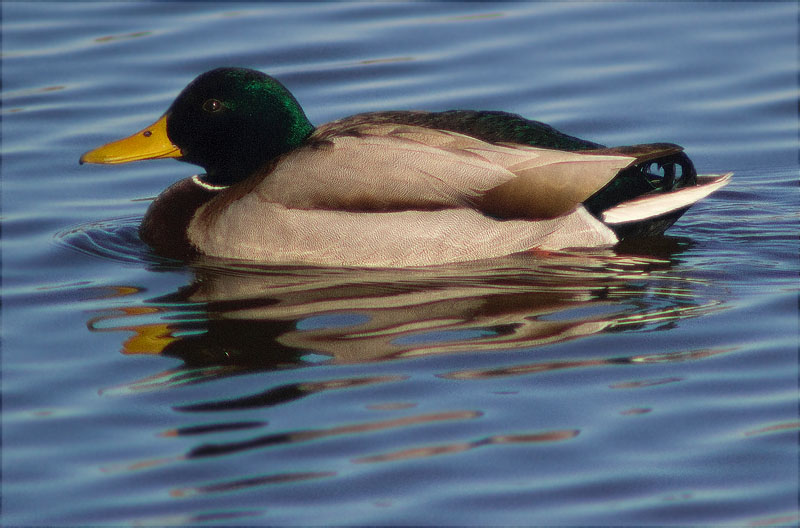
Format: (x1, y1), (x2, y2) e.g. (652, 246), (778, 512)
(247, 123), (638, 219)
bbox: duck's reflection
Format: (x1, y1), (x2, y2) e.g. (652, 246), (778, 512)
(87, 238), (713, 377)
(86, 239), (734, 490)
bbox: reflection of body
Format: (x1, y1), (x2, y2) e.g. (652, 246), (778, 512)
(81, 68), (730, 267)
(86, 253), (728, 478)
(87, 249), (716, 371)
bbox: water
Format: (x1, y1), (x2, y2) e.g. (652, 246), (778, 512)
(2, 2), (798, 525)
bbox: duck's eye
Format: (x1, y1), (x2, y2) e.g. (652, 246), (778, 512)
(202, 99), (223, 113)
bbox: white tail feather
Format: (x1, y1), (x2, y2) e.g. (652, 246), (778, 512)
(602, 173), (732, 225)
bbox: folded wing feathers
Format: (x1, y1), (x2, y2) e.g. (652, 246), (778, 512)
(261, 123), (639, 218)
(372, 126), (644, 216)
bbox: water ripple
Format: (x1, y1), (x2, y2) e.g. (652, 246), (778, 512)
(4, 1), (797, 525)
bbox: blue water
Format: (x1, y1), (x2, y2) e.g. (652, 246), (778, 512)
(2, 2), (798, 526)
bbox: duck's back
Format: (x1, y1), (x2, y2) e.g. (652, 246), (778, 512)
(313, 110), (605, 151)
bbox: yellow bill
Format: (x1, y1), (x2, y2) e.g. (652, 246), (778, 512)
(80, 113), (183, 164)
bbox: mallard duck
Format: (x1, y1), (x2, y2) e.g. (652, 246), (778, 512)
(80, 67), (730, 267)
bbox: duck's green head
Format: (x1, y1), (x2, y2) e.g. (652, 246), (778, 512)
(80, 67), (315, 185)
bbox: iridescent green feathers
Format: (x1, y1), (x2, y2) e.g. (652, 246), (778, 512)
(165, 68), (315, 184)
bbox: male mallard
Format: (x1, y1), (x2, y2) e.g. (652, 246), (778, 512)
(80, 67), (730, 267)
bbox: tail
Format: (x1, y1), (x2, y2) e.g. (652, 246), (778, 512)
(581, 144), (730, 238)
(600, 172), (732, 238)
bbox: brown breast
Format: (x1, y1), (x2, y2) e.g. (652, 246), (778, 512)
(139, 177), (222, 260)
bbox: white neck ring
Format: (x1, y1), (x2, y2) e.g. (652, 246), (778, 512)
(191, 174), (229, 191)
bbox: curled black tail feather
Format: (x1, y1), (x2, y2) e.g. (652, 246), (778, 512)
(584, 150), (697, 217)
(635, 150), (697, 191)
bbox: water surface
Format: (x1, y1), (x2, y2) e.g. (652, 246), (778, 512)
(2, 2), (798, 525)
